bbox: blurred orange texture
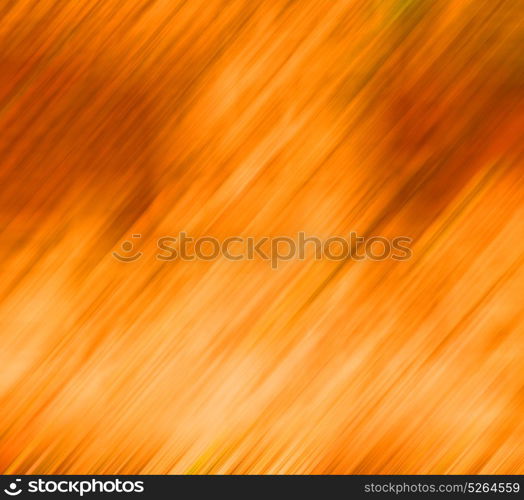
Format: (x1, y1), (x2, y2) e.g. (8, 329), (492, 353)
(1, 0), (523, 473)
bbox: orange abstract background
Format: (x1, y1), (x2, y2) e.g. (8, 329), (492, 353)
(1, 0), (523, 474)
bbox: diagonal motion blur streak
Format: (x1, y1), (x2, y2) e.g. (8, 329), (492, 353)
(0, 0), (523, 474)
